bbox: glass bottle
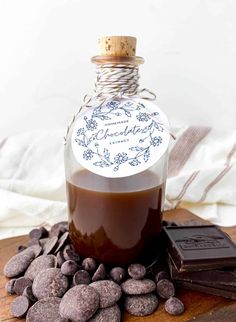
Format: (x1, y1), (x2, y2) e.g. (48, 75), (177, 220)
(64, 36), (170, 266)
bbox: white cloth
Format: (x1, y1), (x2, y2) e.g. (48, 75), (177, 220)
(0, 128), (235, 239)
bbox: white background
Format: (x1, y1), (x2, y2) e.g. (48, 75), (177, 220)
(0, 0), (236, 137)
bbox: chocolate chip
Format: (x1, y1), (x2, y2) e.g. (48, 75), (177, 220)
(92, 263), (106, 281)
(121, 279), (156, 295)
(50, 222), (68, 238)
(39, 238), (49, 248)
(63, 245), (80, 262)
(124, 293), (158, 316)
(73, 270), (91, 285)
(23, 286), (37, 303)
(155, 270), (170, 282)
(29, 227), (48, 240)
(11, 295), (30, 318)
(26, 297), (66, 322)
(30, 244), (43, 258)
(43, 236), (58, 255)
(156, 279), (175, 299)
(61, 260), (79, 276)
(88, 304), (121, 322)
(24, 254), (57, 280)
(59, 285), (99, 321)
(14, 277), (33, 295)
(82, 257), (97, 272)
(4, 247), (36, 278)
(90, 280), (122, 308)
(56, 251), (65, 267)
(165, 297), (185, 315)
(16, 245), (27, 253)
(128, 264), (146, 280)
(5, 278), (16, 294)
(110, 267), (126, 284)
(28, 238), (41, 247)
(32, 268), (69, 300)
(54, 232), (69, 254)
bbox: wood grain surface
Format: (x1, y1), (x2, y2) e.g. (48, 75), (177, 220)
(0, 209), (236, 322)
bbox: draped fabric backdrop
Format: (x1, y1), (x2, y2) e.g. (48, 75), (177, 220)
(0, 127), (235, 239)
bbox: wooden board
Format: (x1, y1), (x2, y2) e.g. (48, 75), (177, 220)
(0, 209), (236, 322)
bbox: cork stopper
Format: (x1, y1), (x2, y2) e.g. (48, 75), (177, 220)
(98, 36), (137, 57)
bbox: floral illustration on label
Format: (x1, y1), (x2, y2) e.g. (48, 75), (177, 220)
(71, 98), (170, 178)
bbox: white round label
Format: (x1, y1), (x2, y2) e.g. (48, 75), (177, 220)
(71, 98), (170, 178)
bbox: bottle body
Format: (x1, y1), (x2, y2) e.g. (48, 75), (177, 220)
(64, 36), (170, 266)
(65, 125), (168, 266)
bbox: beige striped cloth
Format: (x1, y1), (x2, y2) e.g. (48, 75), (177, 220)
(0, 127), (235, 239)
(166, 126), (236, 226)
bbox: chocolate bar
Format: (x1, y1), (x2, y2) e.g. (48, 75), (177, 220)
(168, 255), (236, 299)
(169, 258), (236, 287)
(175, 281), (236, 300)
(163, 225), (236, 272)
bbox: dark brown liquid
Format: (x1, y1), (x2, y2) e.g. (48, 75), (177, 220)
(67, 170), (164, 266)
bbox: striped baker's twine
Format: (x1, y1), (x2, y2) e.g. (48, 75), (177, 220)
(64, 64), (159, 145)
(94, 64), (140, 96)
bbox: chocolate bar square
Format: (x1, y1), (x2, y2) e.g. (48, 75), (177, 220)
(163, 225), (236, 272)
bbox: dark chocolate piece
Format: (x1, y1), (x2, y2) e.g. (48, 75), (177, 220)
(121, 279), (156, 295)
(43, 236), (58, 255)
(61, 260), (79, 276)
(23, 286), (37, 303)
(4, 247), (36, 278)
(73, 270), (91, 285)
(176, 280), (236, 300)
(90, 280), (122, 308)
(165, 297), (184, 315)
(11, 295), (30, 318)
(92, 263), (106, 282)
(88, 304), (121, 322)
(54, 232), (69, 254)
(49, 221), (68, 238)
(24, 254), (57, 280)
(168, 256), (236, 297)
(124, 294), (158, 316)
(32, 268), (69, 299)
(56, 251), (65, 268)
(155, 270), (170, 282)
(5, 278), (16, 294)
(163, 225), (236, 272)
(110, 267), (126, 284)
(156, 279), (175, 299)
(59, 285), (99, 321)
(128, 264), (146, 280)
(63, 245), (80, 262)
(169, 255), (236, 287)
(29, 227), (48, 240)
(82, 257), (97, 272)
(14, 277), (33, 295)
(26, 297), (66, 322)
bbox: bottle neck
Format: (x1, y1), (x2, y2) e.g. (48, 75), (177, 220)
(94, 64), (140, 97)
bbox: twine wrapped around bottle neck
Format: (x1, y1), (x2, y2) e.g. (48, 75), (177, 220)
(94, 64), (140, 97)
(63, 64), (173, 145)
